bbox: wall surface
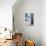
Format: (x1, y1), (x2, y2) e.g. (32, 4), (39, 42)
(13, 0), (41, 46)
(41, 0), (46, 46)
(0, 0), (16, 30)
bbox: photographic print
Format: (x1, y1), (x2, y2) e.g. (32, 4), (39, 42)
(25, 13), (34, 26)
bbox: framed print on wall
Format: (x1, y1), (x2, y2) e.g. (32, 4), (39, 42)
(25, 13), (34, 26)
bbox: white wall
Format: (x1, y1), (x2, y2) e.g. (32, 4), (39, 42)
(13, 0), (41, 46)
(41, 0), (46, 46)
(0, 0), (16, 30)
